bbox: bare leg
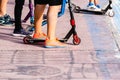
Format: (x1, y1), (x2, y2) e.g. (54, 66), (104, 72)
(34, 4), (66, 47)
(89, 0), (94, 3)
(47, 5), (60, 40)
(34, 4), (46, 34)
(94, 0), (99, 5)
(0, 0), (8, 16)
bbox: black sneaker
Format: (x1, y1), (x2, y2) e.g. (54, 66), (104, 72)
(13, 29), (32, 37)
(0, 16), (5, 24)
(2, 21), (14, 26)
(0, 14), (13, 26)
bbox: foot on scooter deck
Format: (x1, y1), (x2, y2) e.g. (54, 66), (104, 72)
(23, 36), (68, 44)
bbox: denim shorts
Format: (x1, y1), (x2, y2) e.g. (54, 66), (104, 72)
(35, 0), (62, 6)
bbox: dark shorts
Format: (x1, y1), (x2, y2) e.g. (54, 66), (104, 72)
(35, 0), (62, 6)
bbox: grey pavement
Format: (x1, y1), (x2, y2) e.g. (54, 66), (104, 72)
(0, 0), (120, 80)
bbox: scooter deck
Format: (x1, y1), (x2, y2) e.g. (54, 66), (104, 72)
(30, 39), (67, 42)
(77, 9), (104, 15)
(23, 36), (67, 44)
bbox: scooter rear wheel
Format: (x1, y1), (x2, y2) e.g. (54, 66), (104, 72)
(73, 6), (81, 13)
(108, 10), (115, 17)
(23, 36), (33, 44)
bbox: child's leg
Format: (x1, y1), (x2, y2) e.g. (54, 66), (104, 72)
(94, 0), (99, 5)
(34, 4), (46, 34)
(14, 0), (25, 31)
(33, 4), (47, 39)
(95, 0), (100, 9)
(94, 0), (100, 8)
(45, 5), (66, 48)
(0, 0), (8, 16)
(47, 5), (60, 40)
(89, 0), (94, 3)
(13, 0), (32, 36)
(89, 0), (99, 5)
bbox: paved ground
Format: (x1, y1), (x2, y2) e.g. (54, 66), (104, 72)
(0, 0), (120, 80)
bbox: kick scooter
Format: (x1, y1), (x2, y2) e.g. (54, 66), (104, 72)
(23, 0), (81, 45)
(72, 0), (115, 17)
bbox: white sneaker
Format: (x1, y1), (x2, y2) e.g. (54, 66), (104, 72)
(87, 3), (96, 10)
(87, 3), (101, 11)
(94, 7), (101, 11)
(87, 5), (96, 10)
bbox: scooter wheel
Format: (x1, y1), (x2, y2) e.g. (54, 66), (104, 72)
(73, 6), (81, 13)
(108, 10), (115, 17)
(73, 35), (81, 45)
(75, 6), (81, 10)
(23, 36), (32, 44)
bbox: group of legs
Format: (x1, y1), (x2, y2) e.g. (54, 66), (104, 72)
(0, 0), (66, 48)
(0, 0), (100, 48)
(14, 0), (66, 48)
(33, 0), (66, 48)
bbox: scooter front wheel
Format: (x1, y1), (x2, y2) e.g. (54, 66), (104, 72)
(108, 10), (115, 17)
(73, 35), (81, 45)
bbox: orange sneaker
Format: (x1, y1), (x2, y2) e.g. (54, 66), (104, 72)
(44, 38), (66, 48)
(33, 33), (47, 40)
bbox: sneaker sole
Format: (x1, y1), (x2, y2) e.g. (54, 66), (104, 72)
(44, 46), (65, 48)
(12, 34), (26, 37)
